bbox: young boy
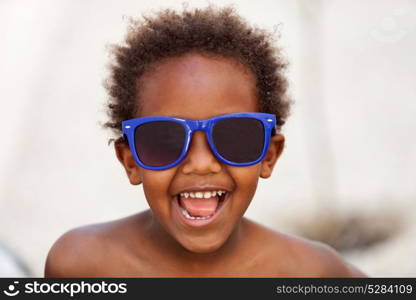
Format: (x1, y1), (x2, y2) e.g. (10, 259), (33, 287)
(45, 6), (365, 277)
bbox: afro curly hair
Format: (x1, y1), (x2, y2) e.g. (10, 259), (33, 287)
(104, 5), (291, 143)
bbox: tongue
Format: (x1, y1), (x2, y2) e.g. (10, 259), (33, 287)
(179, 195), (219, 217)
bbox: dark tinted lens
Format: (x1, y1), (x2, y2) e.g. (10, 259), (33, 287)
(134, 121), (185, 167)
(212, 118), (264, 163)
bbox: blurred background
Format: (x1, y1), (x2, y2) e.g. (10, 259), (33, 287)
(1, 0), (415, 277)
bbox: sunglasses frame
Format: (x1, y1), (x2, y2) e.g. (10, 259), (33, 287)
(122, 112), (277, 170)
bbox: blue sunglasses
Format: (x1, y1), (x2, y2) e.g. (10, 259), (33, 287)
(122, 112), (277, 170)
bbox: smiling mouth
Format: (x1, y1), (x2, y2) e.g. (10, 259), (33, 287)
(176, 190), (228, 221)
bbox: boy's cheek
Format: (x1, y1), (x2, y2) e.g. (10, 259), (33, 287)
(228, 164), (262, 185)
(141, 170), (176, 221)
(227, 165), (261, 202)
(141, 174), (191, 213)
(141, 169), (177, 198)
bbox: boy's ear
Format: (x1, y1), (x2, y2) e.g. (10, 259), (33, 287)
(114, 142), (142, 185)
(260, 133), (285, 179)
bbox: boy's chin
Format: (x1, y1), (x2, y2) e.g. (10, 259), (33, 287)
(178, 235), (228, 254)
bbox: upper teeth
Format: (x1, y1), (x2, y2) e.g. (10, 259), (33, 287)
(179, 190), (226, 199)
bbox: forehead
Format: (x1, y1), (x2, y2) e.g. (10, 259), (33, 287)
(137, 53), (259, 119)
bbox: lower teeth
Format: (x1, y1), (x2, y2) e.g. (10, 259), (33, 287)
(180, 207), (212, 220)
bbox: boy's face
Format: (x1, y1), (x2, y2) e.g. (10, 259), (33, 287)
(116, 53), (284, 253)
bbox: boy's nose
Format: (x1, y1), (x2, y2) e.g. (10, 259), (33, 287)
(181, 131), (222, 175)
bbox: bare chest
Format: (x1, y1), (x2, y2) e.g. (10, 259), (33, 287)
(95, 248), (299, 277)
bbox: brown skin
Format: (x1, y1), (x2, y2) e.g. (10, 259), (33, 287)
(45, 53), (365, 277)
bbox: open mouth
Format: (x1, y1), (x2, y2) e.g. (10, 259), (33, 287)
(176, 190), (228, 223)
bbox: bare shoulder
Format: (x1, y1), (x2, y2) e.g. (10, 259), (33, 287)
(243, 220), (366, 277)
(44, 212), (147, 277)
(283, 234), (366, 277)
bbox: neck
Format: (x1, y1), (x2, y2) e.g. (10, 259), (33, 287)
(144, 210), (245, 269)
